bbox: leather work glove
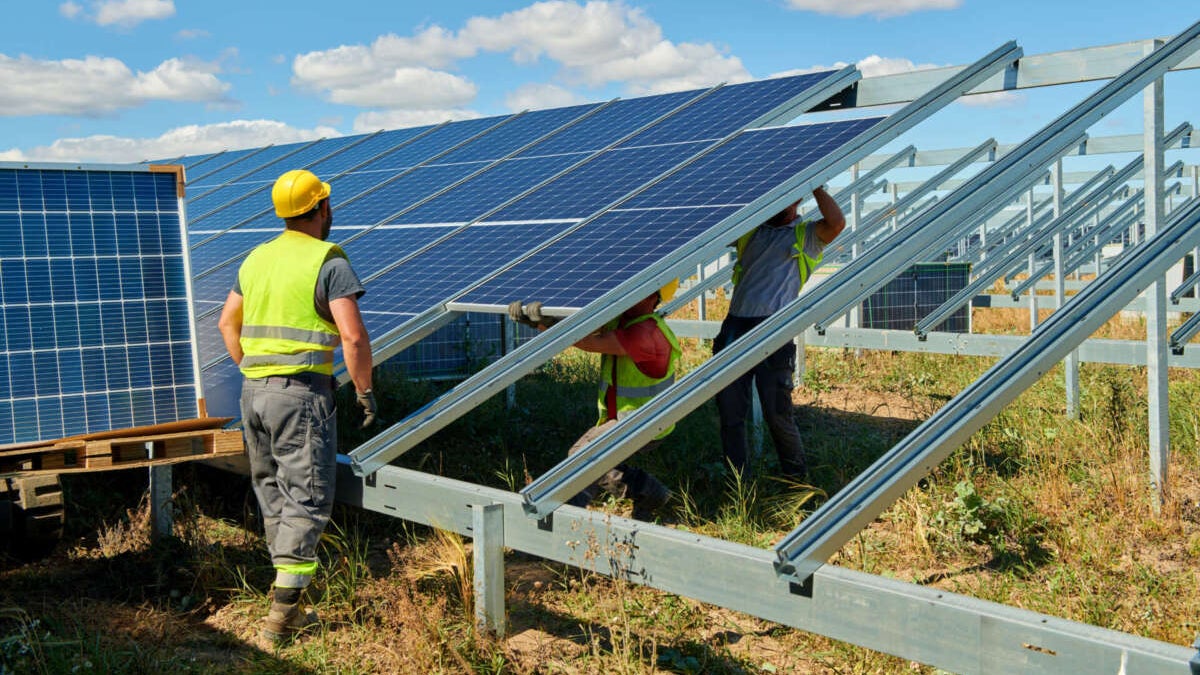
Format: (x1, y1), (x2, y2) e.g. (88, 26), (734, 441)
(508, 300), (538, 328)
(356, 389), (377, 428)
(524, 301), (559, 328)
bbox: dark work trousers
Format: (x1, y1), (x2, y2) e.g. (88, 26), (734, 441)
(713, 315), (806, 479)
(565, 419), (665, 508)
(240, 372), (337, 588)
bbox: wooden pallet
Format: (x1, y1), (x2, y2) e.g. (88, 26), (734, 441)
(0, 418), (243, 477)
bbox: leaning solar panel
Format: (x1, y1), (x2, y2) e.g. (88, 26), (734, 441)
(459, 117), (885, 309)
(0, 163), (199, 444)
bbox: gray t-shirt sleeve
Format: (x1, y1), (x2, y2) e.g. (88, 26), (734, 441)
(802, 220), (828, 259)
(314, 255), (365, 324)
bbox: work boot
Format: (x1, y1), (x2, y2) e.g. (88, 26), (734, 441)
(631, 478), (671, 522)
(260, 601), (319, 645)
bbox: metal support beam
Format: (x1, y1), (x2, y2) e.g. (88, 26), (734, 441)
(350, 464), (1197, 674)
(471, 503), (506, 636)
(1144, 40), (1170, 508)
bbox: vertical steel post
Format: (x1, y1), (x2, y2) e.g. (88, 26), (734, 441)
(696, 263), (707, 321)
(504, 316), (517, 410)
(1027, 189), (1039, 330)
(147, 445), (172, 541)
(1143, 40), (1169, 508)
(1051, 160), (1080, 418)
(472, 503), (506, 636)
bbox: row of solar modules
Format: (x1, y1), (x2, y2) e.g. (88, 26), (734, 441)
(0, 166), (197, 444)
(164, 72), (887, 418)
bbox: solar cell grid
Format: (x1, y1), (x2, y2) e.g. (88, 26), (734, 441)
(333, 163), (487, 226)
(340, 224), (466, 278)
(305, 127), (432, 177)
(462, 206), (741, 309)
(616, 72), (834, 148)
(188, 141), (314, 191)
(394, 153), (585, 225)
(187, 147), (269, 184)
(347, 115), (513, 175)
(434, 103), (601, 165)
(0, 165), (198, 444)
(360, 221), (566, 316)
(624, 118), (885, 210)
(515, 89), (702, 158)
(490, 141), (710, 222)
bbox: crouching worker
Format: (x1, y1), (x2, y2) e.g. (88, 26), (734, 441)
(509, 280), (680, 521)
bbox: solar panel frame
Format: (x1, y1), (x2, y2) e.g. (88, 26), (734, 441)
(0, 161), (201, 444)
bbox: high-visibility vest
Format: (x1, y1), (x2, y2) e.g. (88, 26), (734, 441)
(731, 220), (822, 289)
(237, 230), (343, 378)
(596, 313), (681, 439)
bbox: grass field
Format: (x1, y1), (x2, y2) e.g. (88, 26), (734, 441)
(3, 297), (1199, 673)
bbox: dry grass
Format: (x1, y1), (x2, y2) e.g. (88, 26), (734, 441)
(4, 304), (1200, 673)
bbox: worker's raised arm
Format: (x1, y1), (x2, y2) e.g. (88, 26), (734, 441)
(811, 186), (845, 244)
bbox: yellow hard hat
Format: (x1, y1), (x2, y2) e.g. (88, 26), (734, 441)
(658, 278), (679, 303)
(272, 169), (331, 219)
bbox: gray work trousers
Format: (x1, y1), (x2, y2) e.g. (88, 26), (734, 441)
(565, 419), (663, 507)
(240, 373), (337, 585)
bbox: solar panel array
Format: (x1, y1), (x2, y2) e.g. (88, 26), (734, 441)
(164, 71), (887, 418)
(0, 165), (198, 444)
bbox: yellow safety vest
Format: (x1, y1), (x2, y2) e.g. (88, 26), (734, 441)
(731, 220), (822, 289)
(596, 313), (681, 439)
(237, 230), (343, 378)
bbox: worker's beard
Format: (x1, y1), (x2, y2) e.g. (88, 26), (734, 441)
(320, 212), (333, 241)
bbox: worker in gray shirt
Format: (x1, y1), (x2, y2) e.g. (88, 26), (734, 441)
(713, 186), (844, 481)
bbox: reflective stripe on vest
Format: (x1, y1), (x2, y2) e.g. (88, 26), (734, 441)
(238, 229), (344, 378)
(732, 220), (822, 289)
(596, 313), (681, 439)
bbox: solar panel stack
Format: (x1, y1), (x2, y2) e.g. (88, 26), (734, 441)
(0, 164), (199, 445)
(165, 71), (887, 418)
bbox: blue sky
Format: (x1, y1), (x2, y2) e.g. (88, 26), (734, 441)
(1, 0), (1196, 164)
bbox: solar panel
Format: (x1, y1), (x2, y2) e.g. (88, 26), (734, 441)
(188, 140), (318, 191)
(460, 118), (886, 309)
(0, 163), (198, 444)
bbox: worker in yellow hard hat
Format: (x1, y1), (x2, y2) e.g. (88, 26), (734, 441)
(217, 169), (377, 645)
(508, 279), (680, 521)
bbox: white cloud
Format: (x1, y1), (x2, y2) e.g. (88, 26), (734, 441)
(0, 120), (338, 164)
(785, 0), (961, 19)
(175, 28), (210, 41)
(505, 83), (587, 112)
(0, 53), (231, 116)
(60, 0), (176, 27)
(292, 1), (749, 121)
(58, 2), (83, 19)
(352, 109), (482, 134)
(327, 67), (477, 108)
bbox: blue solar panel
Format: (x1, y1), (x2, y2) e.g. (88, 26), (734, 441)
(435, 103), (601, 165)
(624, 118), (884, 209)
(188, 135), (363, 216)
(189, 140), (315, 191)
(0, 164), (198, 444)
(187, 147), (270, 184)
(490, 141), (708, 222)
(459, 117), (886, 309)
(515, 89), (703, 157)
(334, 163), (488, 226)
(395, 154), (585, 225)
(341, 224), (466, 279)
(616, 72), (835, 148)
(358, 221), (566, 316)
(350, 116), (513, 174)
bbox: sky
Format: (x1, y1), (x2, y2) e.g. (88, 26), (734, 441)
(0, 0), (1197, 165)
